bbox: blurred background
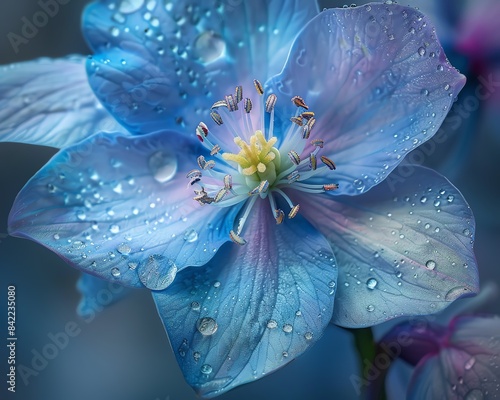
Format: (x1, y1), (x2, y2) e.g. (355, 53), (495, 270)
(0, 1), (499, 399)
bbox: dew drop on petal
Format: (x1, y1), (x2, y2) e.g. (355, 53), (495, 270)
(149, 150), (177, 183)
(464, 357), (476, 370)
(191, 301), (201, 311)
(137, 255), (177, 290)
(304, 332), (313, 340)
(366, 304), (375, 312)
(425, 260), (436, 270)
(119, 0), (145, 14)
(117, 243), (132, 255)
(111, 267), (121, 277)
(420, 196), (427, 204)
(267, 320), (278, 329)
(193, 351), (201, 362)
(283, 324), (293, 333)
(109, 224), (120, 234)
(196, 317), (218, 336)
(465, 389), (484, 400)
(366, 278), (378, 290)
(194, 31), (226, 64)
(201, 364), (212, 375)
(183, 229), (198, 243)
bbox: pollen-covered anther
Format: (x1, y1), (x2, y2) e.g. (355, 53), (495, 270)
(275, 209), (284, 224)
(302, 118), (316, 139)
(323, 183), (339, 191)
(253, 79), (264, 95)
(214, 188), (229, 203)
(265, 94), (277, 113)
(212, 100), (228, 109)
(235, 86), (243, 103)
(292, 95), (309, 110)
(210, 144), (221, 155)
(301, 111), (315, 120)
(287, 170), (300, 184)
(186, 169), (202, 179)
(290, 116), (304, 126)
(309, 153), (317, 170)
(311, 139), (324, 148)
(210, 110), (224, 125)
(197, 156), (207, 169)
(288, 204), (300, 219)
(193, 189), (214, 205)
(244, 98), (253, 113)
(226, 94), (238, 112)
(223, 174), (233, 190)
(196, 122), (209, 142)
(320, 156), (336, 170)
(288, 150), (301, 165)
(229, 230), (247, 245)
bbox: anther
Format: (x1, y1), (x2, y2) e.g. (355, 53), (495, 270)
(229, 230), (247, 245)
(290, 116), (304, 126)
(210, 110), (223, 125)
(288, 150), (301, 165)
(310, 139), (324, 148)
(292, 96), (309, 110)
(223, 174), (233, 190)
(212, 100), (228, 109)
(235, 86), (243, 103)
(320, 156), (336, 170)
(204, 160), (216, 170)
(323, 183), (339, 191)
(309, 153), (317, 170)
(196, 122), (209, 142)
(210, 144), (221, 155)
(244, 98), (253, 113)
(214, 188), (229, 203)
(225, 95), (238, 112)
(253, 79), (264, 95)
(275, 209), (284, 224)
(288, 204), (300, 219)
(301, 111), (315, 120)
(265, 94), (277, 113)
(197, 156), (207, 169)
(302, 118), (315, 139)
(186, 169), (202, 179)
(287, 170), (300, 184)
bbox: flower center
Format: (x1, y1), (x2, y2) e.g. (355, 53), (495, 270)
(188, 80), (338, 245)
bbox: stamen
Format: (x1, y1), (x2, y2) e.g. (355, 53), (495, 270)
(197, 156), (206, 169)
(204, 160), (216, 170)
(320, 156), (337, 170)
(288, 150), (301, 165)
(186, 169), (202, 179)
(301, 111), (315, 120)
(212, 100), (228, 109)
(244, 98), (253, 113)
(223, 174), (233, 190)
(290, 116), (304, 126)
(287, 170), (300, 184)
(214, 188), (229, 203)
(229, 230), (247, 245)
(253, 79), (264, 95)
(288, 204), (300, 219)
(311, 139), (324, 148)
(196, 122), (209, 142)
(226, 95), (238, 112)
(275, 209), (284, 224)
(302, 118), (315, 139)
(309, 153), (317, 170)
(292, 96), (309, 110)
(265, 94), (277, 113)
(323, 183), (339, 191)
(210, 144), (221, 155)
(235, 86), (243, 103)
(210, 110), (224, 125)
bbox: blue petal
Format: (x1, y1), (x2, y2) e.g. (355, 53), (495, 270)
(294, 166), (478, 328)
(0, 56), (127, 148)
(76, 272), (132, 318)
(83, 0), (318, 134)
(267, 4), (465, 195)
(407, 316), (500, 400)
(9, 131), (240, 288)
(152, 201), (337, 397)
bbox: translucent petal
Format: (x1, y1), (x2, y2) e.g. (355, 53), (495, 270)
(295, 166), (478, 328)
(76, 272), (132, 318)
(267, 4), (465, 195)
(83, 0), (318, 134)
(9, 131), (240, 288)
(0, 56), (126, 148)
(152, 201), (337, 397)
(408, 316), (500, 400)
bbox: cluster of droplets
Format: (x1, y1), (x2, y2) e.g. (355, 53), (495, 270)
(186, 80), (339, 245)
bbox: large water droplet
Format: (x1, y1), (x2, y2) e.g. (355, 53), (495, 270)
(366, 304), (375, 312)
(445, 286), (469, 301)
(111, 267), (121, 277)
(465, 389), (484, 400)
(282, 324), (293, 333)
(191, 301), (201, 311)
(425, 260), (436, 270)
(149, 150), (177, 183)
(366, 278), (378, 290)
(137, 255), (177, 290)
(117, 243), (132, 255)
(267, 320), (278, 329)
(197, 317), (218, 336)
(119, 0), (145, 14)
(464, 357), (476, 370)
(194, 31), (226, 64)
(183, 229), (198, 243)
(201, 364), (213, 375)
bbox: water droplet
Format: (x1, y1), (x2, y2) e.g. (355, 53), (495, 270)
(366, 278), (378, 290)
(111, 267), (121, 277)
(434, 200), (441, 207)
(213, 281), (221, 288)
(463, 228), (471, 237)
(295, 310), (302, 317)
(117, 243), (132, 255)
(420, 196), (427, 204)
(76, 210), (86, 221)
(110, 26), (120, 37)
(267, 320), (278, 329)
(183, 229), (198, 243)
(445, 286), (468, 301)
(424, 223), (431, 229)
(194, 31), (226, 64)
(72, 240), (85, 249)
(200, 364), (212, 375)
(465, 357), (476, 370)
(109, 224), (120, 234)
(304, 332), (313, 340)
(128, 262), (138, 270)
(282, 324), (293, 333)
(366, 304), (375, 312)
(191, 301), (200, 311)
(119, 0), (145, 14)
(418, 47), (426, 56)
(193, 351), (201, 362)
(53, 233), (60, 240)
(196, 317), (218, 336)
(425, 260), (436, 270)
(465, 389), (484, 400)
(137, 255), (177, 290)
(149, 150), (177, 183)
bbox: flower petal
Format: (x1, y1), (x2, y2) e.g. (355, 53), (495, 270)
(152, 201), (337, 397)
(0, 56), (126, 148)
(295, 166), (478, 328)
(76, 272), (132, 318)
(9, 131), (240, 288)
(83, 0), (318, 134)
(267, 4), (465, 195)
(408, 316), (500, 400)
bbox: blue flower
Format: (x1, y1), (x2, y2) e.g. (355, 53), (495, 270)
(380, 315), (500, 399)
(5, 1), (479, 397)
